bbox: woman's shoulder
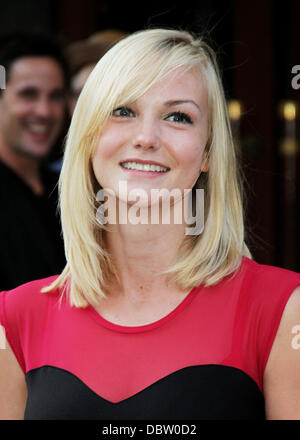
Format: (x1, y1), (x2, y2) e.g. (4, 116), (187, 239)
(242, 256), (300, 277)
(215, 256), (300, 307)
(0, 275), (60, 322)
(231, 257), (300, 350)
(238, 257), (300, 301)
(1, 274), (60, 298)
(223, 257), (300, 391)
(0, 276), (61, 373)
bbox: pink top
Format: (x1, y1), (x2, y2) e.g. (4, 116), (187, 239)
(1, 256), (300, 404)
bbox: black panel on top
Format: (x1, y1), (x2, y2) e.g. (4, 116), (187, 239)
(25, 364), (265, 420)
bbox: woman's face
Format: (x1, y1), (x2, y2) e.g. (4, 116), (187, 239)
(92, 67), (209, 209)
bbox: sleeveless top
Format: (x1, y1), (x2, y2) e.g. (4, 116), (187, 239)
(1, 257), (300, 420)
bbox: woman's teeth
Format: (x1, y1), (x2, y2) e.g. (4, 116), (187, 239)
(121, 162), (169, 172)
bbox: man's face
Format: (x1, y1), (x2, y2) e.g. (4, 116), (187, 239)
(0, 56), (66, 159)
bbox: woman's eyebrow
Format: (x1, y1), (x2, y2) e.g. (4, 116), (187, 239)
(164, 99), (201, 111)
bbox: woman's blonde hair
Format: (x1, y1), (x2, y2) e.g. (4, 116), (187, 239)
(42, 28), (251, 307)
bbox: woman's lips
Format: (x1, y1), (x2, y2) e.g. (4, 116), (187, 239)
(119, 164), (169, 178)
(120, 159), (170, 177)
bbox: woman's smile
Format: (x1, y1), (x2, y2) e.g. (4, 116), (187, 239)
(120, 159), (170, 178)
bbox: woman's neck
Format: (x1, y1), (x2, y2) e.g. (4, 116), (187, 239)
(105, 221), (188, 302)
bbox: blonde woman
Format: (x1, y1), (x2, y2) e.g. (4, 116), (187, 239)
(1, 28), (300, 420)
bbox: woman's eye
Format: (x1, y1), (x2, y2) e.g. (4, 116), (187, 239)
(166, 112), (193, 124)
(112, 107), (134, 117)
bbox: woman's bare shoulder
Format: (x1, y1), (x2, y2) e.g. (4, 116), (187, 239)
(264, 285), (300, 419)
(0, 339), (27, 419)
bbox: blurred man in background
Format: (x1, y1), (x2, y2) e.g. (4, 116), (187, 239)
(0, 33), (68, 290)
(49, 29), (127, 175)
(51, 29), (128, 172)
(66, 29), (128, 115)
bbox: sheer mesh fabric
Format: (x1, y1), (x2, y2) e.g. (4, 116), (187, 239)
(1, 257), (300, 404)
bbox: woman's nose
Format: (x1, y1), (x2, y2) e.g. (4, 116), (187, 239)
(132, 117), (161, 150)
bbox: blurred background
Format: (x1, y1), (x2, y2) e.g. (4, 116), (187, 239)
(0, 0), (299, 271)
